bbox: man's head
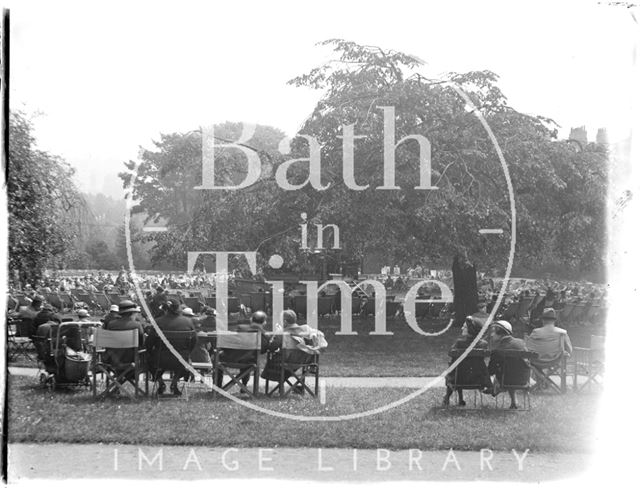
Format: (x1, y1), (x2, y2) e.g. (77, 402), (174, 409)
(77, 309), (90, 318)
(541, 307), (557, 325)
(182, 307), (195, 317)
(118, 300), (139, 316)
(251, 310), (268, 326)
(163, 298), (181, 314)
(31, 296), (44, 309)
(109, 304), (119, 313)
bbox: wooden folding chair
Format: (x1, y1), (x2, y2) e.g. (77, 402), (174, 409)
(265, 333), (320, 398)
(250, 292), (267, 313)
(491, 350), (537, 410)
(293, 296), (307, 317)
(525, 334), (568, 393)
(7, 316), (36, 362)
(92, 328), (147, 399)
(572, 335), (605, 391)
(147, 330), (197, 399)
(213, 332), (261, 397)
(443, 349), (490, 409)
(93, 293), (111, 311)
(183, 297), (202, 314)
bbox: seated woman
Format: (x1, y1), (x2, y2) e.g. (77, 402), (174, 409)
(146, 299), (196, 396)
(443, 316), (492, 406)
(213, 311), (270, 390)
(261, 310), (317, 389)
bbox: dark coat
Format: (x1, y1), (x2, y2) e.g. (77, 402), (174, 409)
(146, 312), (196, 374)
(445, 337), (492, 389)
(102, 315), (145, 371)
(488, 335), (530, 387)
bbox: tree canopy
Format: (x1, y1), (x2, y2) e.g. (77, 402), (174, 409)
(121, 40), (607, 278)
(8, 111), (84, 284)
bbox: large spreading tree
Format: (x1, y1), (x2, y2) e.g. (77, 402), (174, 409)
(121, 40), (607, 283)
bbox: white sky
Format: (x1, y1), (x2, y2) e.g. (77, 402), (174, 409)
(6, 0), (637, 198)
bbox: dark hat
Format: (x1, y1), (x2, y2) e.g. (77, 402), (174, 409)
(542, 308), (557, 320)
(464, 316), (484, 336)
(32, 295), (44, 304)
(204, 306), (217, 316)
(118, 300), (139, 313)
(165, 298), (181, 312)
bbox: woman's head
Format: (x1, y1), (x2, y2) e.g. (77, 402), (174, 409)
(463, 316), (484, 338)
(281, 309), (297, 326)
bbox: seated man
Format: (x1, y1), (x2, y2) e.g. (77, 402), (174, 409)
(443, 316), (492, 406)
(213, 311), (270, 391)
(488, 320), (530, 409)
(526, 308), (572, 390)
(146, 299), (196, 396)
(261, 310), (318, 391)
(199, 307), (218, 332)
(102, 300), (145, 379)
(527, 308), (572, 361)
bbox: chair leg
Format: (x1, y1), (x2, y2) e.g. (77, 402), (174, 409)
(253, 367), (259, 396)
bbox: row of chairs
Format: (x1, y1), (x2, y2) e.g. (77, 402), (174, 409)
(500, 298), (607, 326)
(90, 329), (320, 400)
(446, 335), (604, 410)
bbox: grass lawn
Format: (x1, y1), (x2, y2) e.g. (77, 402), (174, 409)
(7, 375), (600, 452)
(9, 316), (605, 376)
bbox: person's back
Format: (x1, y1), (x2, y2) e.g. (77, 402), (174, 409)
(102, 301), (144, 371)
(527, 308), (572, 361)
(489, 321), (529, 386)
(147, 299), (196, 395)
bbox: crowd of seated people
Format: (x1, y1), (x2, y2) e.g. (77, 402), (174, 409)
(16, 290), (324, 397)
(443, 305), (576, 409)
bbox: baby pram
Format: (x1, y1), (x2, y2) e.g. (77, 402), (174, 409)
(33, 321), (92, 390)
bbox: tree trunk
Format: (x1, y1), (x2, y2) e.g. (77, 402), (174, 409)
(452, 254), (478, 327)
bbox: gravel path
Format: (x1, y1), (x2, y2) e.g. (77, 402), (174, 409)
(8, 443), (591, 482)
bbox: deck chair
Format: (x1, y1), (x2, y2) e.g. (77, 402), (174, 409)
(558, 303), (575, 326)
(567, 304), (584, 326)
(7, 295), (19, 313)
(572, 335), (605, 391)
(93, 293), (112, 311)
(147, 330), (197, 398)
(318, 296), (334, 317)
(265, 333), (320, 398)
(59, 293), (74, 311)
(490, 350), (537, 410)
(205, 297), (217, 309)
(250, 292), (267, 312)
(213, 331), (261, 397)
(92, 328), (147, 399)
(293, 296), (307, 317)
(8, 316), (36, 362)
(516, 298), (533, 321)
(500, 302), (519, 320)
(183, 297), (203, 314)
(525, 334), (568, 393)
